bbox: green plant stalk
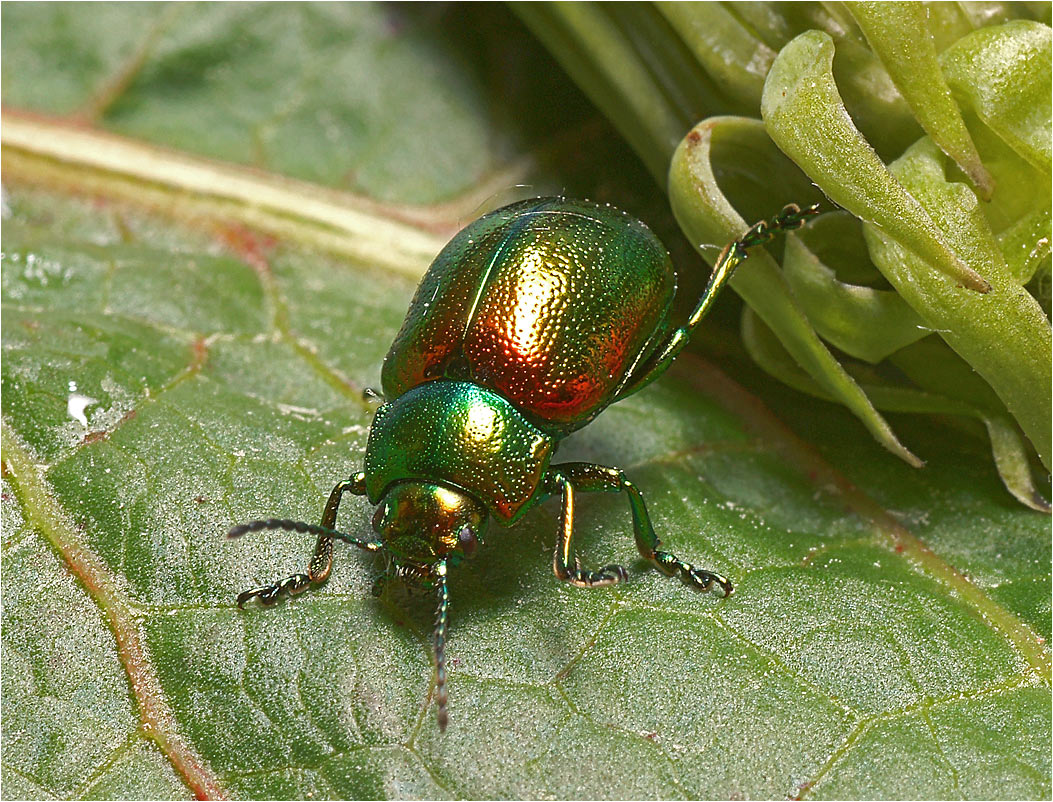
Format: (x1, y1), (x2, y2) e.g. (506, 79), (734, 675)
(606, 3), (727, 126)
(846, 1), (995, 199)
(511, 2), (685, 185)
(654, 1), (774, 113)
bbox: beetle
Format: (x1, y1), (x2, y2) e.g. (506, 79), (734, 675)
(229, 196), (819, 731)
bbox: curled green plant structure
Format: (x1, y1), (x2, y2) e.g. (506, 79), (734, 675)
(514, 2), (1052, 510)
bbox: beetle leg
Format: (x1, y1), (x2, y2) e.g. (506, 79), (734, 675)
(617, 202), (821, 400)
(370, 573), (389, 598)
(551, 462), (733, 597)
(310, 472), (371, 582)
(547, 469), (628, 588)
(231, 472), (380, 607)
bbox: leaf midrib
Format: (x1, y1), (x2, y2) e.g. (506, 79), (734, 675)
(0, 424), (227, 800)
(1, 112), (445, 277)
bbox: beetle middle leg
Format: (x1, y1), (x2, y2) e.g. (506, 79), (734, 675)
(231, 471), (380, 606)
(546, 467), (629, 588)
(549, 462), (733, 596)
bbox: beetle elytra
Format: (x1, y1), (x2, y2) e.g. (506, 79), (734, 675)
(230, 197), (819, 730)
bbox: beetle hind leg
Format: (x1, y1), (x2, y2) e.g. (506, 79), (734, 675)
(549, 462), (733, 596)
(623, 482), (733, 596)
(616, 202), (821, 401)
(231, 472), (378, 607)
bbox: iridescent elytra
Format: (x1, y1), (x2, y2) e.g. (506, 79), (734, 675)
(229, 196), (819, 730)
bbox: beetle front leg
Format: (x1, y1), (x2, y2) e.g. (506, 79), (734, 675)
(546, 469), (628, 588)
(232, 471), (379, 607)
(552, 462), (733, 596)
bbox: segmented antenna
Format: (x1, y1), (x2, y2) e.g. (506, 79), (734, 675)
(433, 560), (451, 732)
(227, 518), (381, 551)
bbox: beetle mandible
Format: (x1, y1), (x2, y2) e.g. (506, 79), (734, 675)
(229, 196), (819, 731)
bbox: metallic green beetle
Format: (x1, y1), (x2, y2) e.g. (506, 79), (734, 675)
(230, 196), (818, 730)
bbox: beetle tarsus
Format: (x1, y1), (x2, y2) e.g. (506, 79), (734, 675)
(654, 551), (733, 597)
(762, 203), (815, 240)
(566, 562), (628, 588)
(236, 573), (313, 608)
(740, 202), (822, 249)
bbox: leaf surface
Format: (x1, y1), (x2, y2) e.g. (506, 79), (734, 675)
(2, 5), (1049, 800)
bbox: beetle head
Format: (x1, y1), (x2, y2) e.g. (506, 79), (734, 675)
(372, 480), (487, 576)
(371, 479), (486, 732)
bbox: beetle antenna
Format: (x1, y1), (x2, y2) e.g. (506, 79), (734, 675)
(227, 518), (381, 552)
(433, 560), (451, 732)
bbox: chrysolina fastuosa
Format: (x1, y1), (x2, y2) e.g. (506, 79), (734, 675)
(229, 196), (819, 730)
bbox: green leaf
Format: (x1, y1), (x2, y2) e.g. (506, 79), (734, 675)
(760, 25), (1052, 470)
(2, 4), (1050, 800)
(511, 2), (690, 185)
(761, 29), (991, 293)
(846, 1), (994, 198)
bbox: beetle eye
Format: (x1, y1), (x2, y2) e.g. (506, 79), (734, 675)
(458, 525), (477, 557)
